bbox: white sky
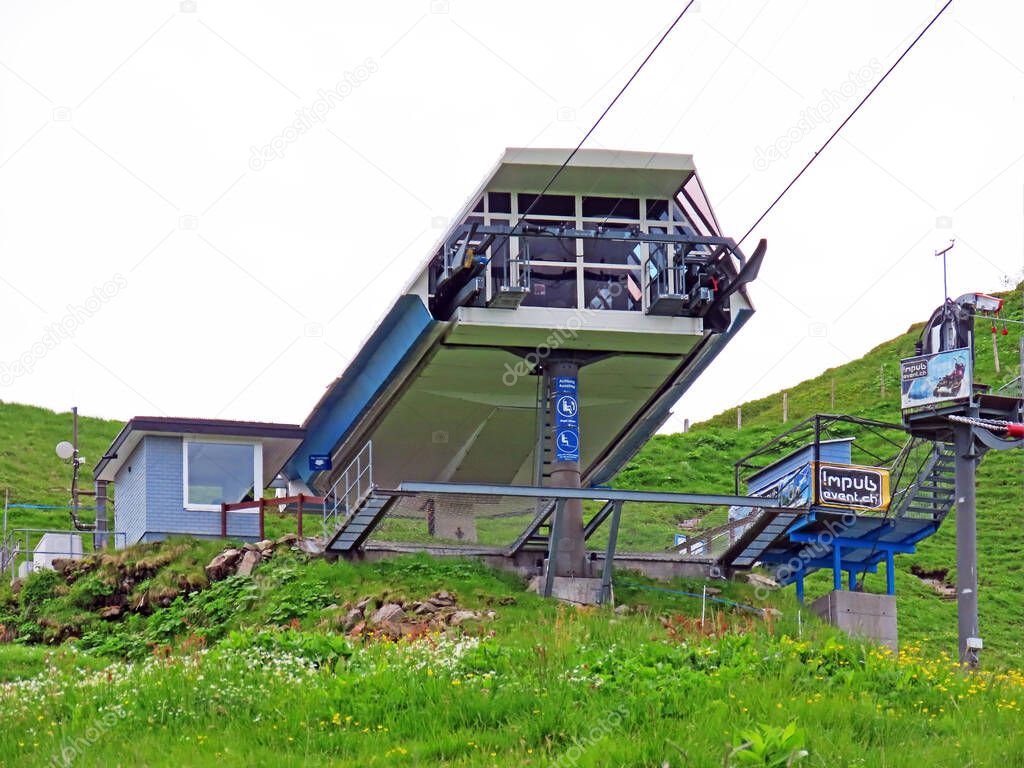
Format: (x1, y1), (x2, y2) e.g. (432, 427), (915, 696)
(1, 0), (1021, 432)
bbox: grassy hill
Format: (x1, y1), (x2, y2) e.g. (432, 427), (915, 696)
(2, 542), (1024, 767)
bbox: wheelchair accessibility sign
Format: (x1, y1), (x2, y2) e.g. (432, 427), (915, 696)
(552, 376), (579, 461)
(555, 429), (579, 462)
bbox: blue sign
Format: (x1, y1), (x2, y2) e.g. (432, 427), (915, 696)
(308, 454), (332, 472)
(555, 429), (579, 461)
(552, 376), (580, 462)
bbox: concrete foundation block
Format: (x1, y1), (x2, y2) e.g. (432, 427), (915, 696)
(548, 576), (603, 605)
(810, 590), (898, 652)
(431, 512), (477, 543)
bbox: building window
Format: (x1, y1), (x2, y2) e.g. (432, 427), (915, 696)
(183, 441), (261, 511)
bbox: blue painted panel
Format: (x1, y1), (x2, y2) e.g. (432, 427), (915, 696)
(113, 441), (147, 546)
(748, 439), (852, 495)
(285, 295), (436, 484)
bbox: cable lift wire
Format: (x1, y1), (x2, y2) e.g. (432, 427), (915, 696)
(735, 0), (954, 249)
(493, 0), (699, 254)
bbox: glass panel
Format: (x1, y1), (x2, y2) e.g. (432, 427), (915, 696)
(489, 235), (512, 288)
(583, 267), (642, 311)
(472, 196), (484, 213)
(186, 442), (256, 506)
(645, 199), (669, 221)
(582, 196), (640, 220)
(517, 193), (575, 217)
(582, 231), (642, 266)
(488, 192), (511, 213)
(520, 219), (577, 263)
(522, 265), (577, 309)
(683, 173), (720, 235)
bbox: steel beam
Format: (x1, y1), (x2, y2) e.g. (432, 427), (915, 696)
(396, 481), (784, 509)
(954, 421), (980, 667)
(599, 501), (623, 604)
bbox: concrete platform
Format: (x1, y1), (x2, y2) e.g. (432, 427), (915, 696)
(810, 590), (898, 652)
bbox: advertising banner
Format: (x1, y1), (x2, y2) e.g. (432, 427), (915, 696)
(900, 347), (972, 410)
(814, 462), (891, 511)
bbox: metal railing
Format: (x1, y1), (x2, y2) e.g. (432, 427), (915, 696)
(2, 528), (127, 581)
(674, 513), (765, 561)
(324, 442), (375, 535)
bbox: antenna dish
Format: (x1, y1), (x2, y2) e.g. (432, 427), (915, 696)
(55, 441), (74, 460)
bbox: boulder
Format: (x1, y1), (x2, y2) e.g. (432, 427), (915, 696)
(614, 604), (631, 615)
(276, 533), (298, 546)
(414, 601), (438, 615)
(448, 610), (478, 626)
(99, 605), (122, 620)
(236, 550), (261, 577)
(370, 603), (406, 624)
(296, 538), (324, 556)
(432, 590), (456, 606)
(242, 542), (259, 552)
(342, 608), (364, 632)
(204, 549), (241, 581)
(746, 573), (779, 590)
(355, 596), (373, 612)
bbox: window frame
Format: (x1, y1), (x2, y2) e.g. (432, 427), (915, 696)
(182, 437), (263, 512)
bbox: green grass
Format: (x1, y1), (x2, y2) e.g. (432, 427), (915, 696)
(1, 546), (1023, 766)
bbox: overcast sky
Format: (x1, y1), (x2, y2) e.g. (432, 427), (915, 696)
(1, 0), (1021, 433)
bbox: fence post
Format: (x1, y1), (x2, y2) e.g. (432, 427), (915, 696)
(992, 330), (1001, 374)
(736, 406), (742, 430)
(258, 498), (266, 541)
(880, 365), (886, 397)
(220, 504), (227, 538)
(297, 495), (304, 539)
(830, 378), (836, 410)
(782, 392), (789, 423)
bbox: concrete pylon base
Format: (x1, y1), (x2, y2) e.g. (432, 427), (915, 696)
(529, 575), (603, 605)
(810, 590), (898, 652)
(431, 512), (477, 543)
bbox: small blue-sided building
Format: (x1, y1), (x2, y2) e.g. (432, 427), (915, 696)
(93, 417), (305, 546)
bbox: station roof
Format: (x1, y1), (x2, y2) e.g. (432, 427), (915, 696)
(94, 416), (304, 484)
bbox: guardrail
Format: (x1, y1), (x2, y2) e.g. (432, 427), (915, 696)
(220, 494), (326, 540)
(324, 442), (374, 535)
(1, 528), (127, 580)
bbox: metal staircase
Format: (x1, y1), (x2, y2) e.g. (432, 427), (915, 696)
(321, 442), (398, 552)
(673, 437), (963, 572)
(324, 491), (397, 551)
(893, 442), (958, 523)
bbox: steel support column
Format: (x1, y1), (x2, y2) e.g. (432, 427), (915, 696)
(599, 501), (623, 604)
(543, 500), (565, 598)
(954, 421), (980, 667)
(548, 360), (585, 577)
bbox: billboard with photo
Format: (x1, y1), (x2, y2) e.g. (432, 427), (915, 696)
(900, 347), (972, 410)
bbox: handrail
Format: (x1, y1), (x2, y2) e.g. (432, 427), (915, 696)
(2, 528), (128, 579)
(324, 442), (375, 536)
